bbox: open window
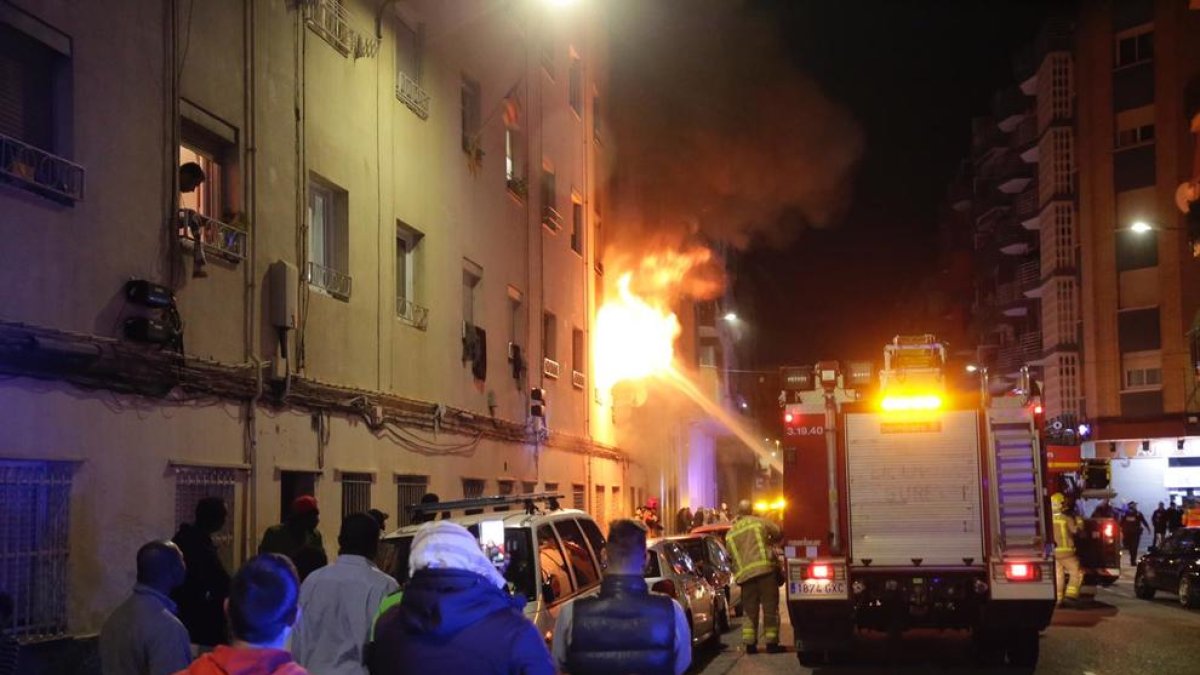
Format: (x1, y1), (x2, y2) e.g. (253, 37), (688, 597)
(396, 221), (427, 328)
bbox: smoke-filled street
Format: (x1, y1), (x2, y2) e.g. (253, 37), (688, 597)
(694, 586), (1200, 675)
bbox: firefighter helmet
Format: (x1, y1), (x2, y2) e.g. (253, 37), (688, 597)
(1050, 493), (1066, 509)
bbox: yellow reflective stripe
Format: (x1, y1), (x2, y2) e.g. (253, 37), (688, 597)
(1052, 514), (1074, 552)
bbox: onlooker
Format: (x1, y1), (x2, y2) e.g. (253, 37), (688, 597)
(1152, 501), (1169, 547)
(0, 592), (20, 675)
(173, 497), (232, 649)
(718, 502), (731, 522)
(553, 519), (690, 675)
(98, 541), (193, 675)
(1166, 499), (1184, 535)
(292, 514), (397, 675)
(412, 493), (440, 524)
(675, 507), (692, 535)
(1090, 498), (1116, 519)
(367, 508), (389, 534)
(259, 496), (327, 581)
(1120, 501), (1151, 566)
(691, 508), (707, 530)
(369, 521), (554, 675)
(175, 554), (308, 675)
(726, 499), (783, 654)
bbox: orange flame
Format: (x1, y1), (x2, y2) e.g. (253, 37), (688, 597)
(594, 247), (716, 394)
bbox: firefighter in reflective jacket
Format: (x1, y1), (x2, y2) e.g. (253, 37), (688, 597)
(1051, 493), (1083, 606)
(725, 500), (783, 654)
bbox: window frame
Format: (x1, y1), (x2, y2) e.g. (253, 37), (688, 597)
(552, 518), (602, 590)
(543, 311), (558, 363)
(1114, 27), (1153, 70)
(461, 76), (482, 154)
(339, 471), (374, 520)
(536, 523), (575, 605)
(394, 474), (428, 528)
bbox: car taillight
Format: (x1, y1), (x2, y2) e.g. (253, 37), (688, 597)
(808, 563), (832, 580)
(1103, 522), (1115, 539)
(1004, 562), (1038, 581)
(651, 579), (678, 599)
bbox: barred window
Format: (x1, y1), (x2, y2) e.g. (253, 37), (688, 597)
(0, 460), (73, 641)
(340, 472), (373, 519)
(572, 484), (585, 511)
(395, 475), (428, 528)
(594, 485), (606, 528)
(522, 481), (537, 496)
(463, 478), (486, 515)
(495, 480), (515, 512)
(173, 466), (240, 571)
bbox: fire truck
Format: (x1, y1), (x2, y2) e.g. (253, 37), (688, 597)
(778, 335), (1055, 667)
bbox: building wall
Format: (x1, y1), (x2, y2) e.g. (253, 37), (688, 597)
(0, 0), (639, 639)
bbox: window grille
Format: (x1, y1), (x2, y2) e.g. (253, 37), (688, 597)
(594, 485), (606, 527)
(522, 481), (537, 495)
(572, 484), (585, 511)
(174, 466), (240, 572)
(395, 475), (428, 528)
(341, 472), (373, 519)
(463, 478), (486, 515)
(0, 461), (73, 641)
(611, 486), (621, 523)
(495, 480), (515, 511)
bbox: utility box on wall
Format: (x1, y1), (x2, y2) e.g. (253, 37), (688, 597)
(269, 260), (298, 330)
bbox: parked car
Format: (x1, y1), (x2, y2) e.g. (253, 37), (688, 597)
(377, 500), (607, 642)
(663, 533), (740, 622)
(645, 539), (722, 646)
(1134, 527), (1200, 608)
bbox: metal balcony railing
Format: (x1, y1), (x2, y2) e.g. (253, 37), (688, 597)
(571, 370), (585, 389)
(1014, 115), (1038, 150)
(177, 210), (248, 262)
(1014, 187), (1039, 220)
(542, 205), (563, 232)
(1019, 331), (1042, 359)
(543, 358), (561, 379)
(396, 297), (429, 330)
(0, 132), (85, 203)
(996, 281), (1022, 306)
(396, 71), (430, 119)
(306, 261), (352, 300)
(1017, 258), (1040, 291)
(302, 0), (379, 59)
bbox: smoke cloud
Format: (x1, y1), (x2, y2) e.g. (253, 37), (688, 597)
(605, 0), (864, 254)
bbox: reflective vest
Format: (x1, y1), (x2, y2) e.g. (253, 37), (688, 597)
(1186, 507), (1200, 528)
(725, 516), (776, 584)
(1052, 512), (1078, 554)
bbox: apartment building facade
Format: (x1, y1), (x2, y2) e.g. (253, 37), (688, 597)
(0, 0), (640, 642)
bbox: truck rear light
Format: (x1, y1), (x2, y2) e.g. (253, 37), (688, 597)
(808, 563), (831, 580)
(1004, 562), (1039, 581)
(1102, 522), (1115, 539)
(784, 412), (795, 424)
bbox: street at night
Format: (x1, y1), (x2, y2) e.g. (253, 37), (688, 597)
(4, 0), (1200, 673)
(693, 586), (1200, 675)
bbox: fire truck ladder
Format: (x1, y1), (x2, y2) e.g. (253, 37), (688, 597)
(988, 417), (1046, 555)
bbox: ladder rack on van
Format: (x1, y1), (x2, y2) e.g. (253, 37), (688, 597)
(408, 492), (566, 517)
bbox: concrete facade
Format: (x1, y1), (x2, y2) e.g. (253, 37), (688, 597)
(0, 0), (645, 641)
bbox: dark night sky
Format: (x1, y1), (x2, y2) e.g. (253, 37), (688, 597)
(736, 0), (1070, 366)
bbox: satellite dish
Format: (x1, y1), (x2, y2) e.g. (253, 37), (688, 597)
(1176, 181), (1198, 214)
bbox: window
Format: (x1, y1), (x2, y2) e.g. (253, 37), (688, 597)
(396, 222), (426, 328)
(572, 483), (585, 510)
(1124, 366), (1162, 390)
(541, 166), (560, 230)
(571, 198), (584, 254)
(554, 518), (601, 589)
(395, 19), (429, 118)
(578, 517), (606, 570)
(179, 144), (220, 219)
(568, 55), (583, 116)
(0, 16), (81, 203)
(1115, 30), (1153, 69)
(610, 486), (621, 525)
(543, 311), (558, 364)
(508, 287), (524, 349)
(572, 327), (584, 387)
(461, 77), (481, 154)
(279, 471), (317, 522)
(495, 479), (515, 511)
(307, 176), (351, 300)
(1116, 123), (1155, 149)
(340, 472), (372, 519)
(594, 485), (606, 527)
(1122, 351), (1163, 391)
(0, 460), (73, 640)
(395, 474), (428, 527)
(544, 482), (559, 495)
(1116, 229), (1157, 271)
(1118, 308), (1161, 353)
(462, 260), (482, 328)
(174, 466), (240, 571)
(592, 92), (602, 143)
(462, 478), (486, 515)
(522, 481), (538, 495)
(536, 525), (573, 604)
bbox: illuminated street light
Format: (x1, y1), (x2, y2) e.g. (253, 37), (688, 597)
(1130, 220), (1153, 234)
(723, 312), (739, 322)
(965, 364), (979, 373)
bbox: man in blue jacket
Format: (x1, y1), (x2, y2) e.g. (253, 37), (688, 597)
(368, 521), (553, 675)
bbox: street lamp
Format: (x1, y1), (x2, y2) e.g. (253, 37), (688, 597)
(1126, 219), (1182, 234)
(965, 364), (979, 373)
(723, 312), (739, 322)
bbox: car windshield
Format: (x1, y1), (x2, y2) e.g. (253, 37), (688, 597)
(377, 526), (537, 600)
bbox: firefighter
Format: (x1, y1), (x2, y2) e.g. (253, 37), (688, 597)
(1051, 493), (1083, 607)
(725, 499), (783, 654)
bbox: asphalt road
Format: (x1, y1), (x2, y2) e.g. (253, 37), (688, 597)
(691, 584), (1200, 674)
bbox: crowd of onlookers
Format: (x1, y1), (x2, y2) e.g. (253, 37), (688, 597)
(1085, 496), (1199, 566)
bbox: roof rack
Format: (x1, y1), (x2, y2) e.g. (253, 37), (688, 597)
(409, 491), (565, 516)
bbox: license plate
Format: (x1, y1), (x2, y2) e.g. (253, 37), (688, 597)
(792, 580), (847, 597)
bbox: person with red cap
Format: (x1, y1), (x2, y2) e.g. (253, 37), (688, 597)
(259, 496), (327, 581)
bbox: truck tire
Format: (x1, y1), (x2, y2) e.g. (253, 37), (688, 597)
(1134, 568), (1156, 600)
(1180, 575), (1199, 609)
(1005, 629), (1039, 668)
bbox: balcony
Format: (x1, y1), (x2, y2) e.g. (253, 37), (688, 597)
(542, 205), (563, 232)
(996, 153), (1032, 194)
(177, 210), (248, 262)
(302, 0), (379, 59)
(1017, 258), (1040, 294)
(1014, 116), (1038, 161)
(543, 358), (561, 379)
(1019, 330), (1042, 361)
(571, 370), (585, 389)
(1015, 187), (1039, 228)
(997, 221), (1034, 256)
(396, 72), (430, 120)
(992, 87), (1029, 132)
(0, 132), (85, 204)
(306, 261), (352, 300)
(396, 297), (429, 330)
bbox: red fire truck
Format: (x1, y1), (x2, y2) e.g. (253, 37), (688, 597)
(779, 336), (1055, 667)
